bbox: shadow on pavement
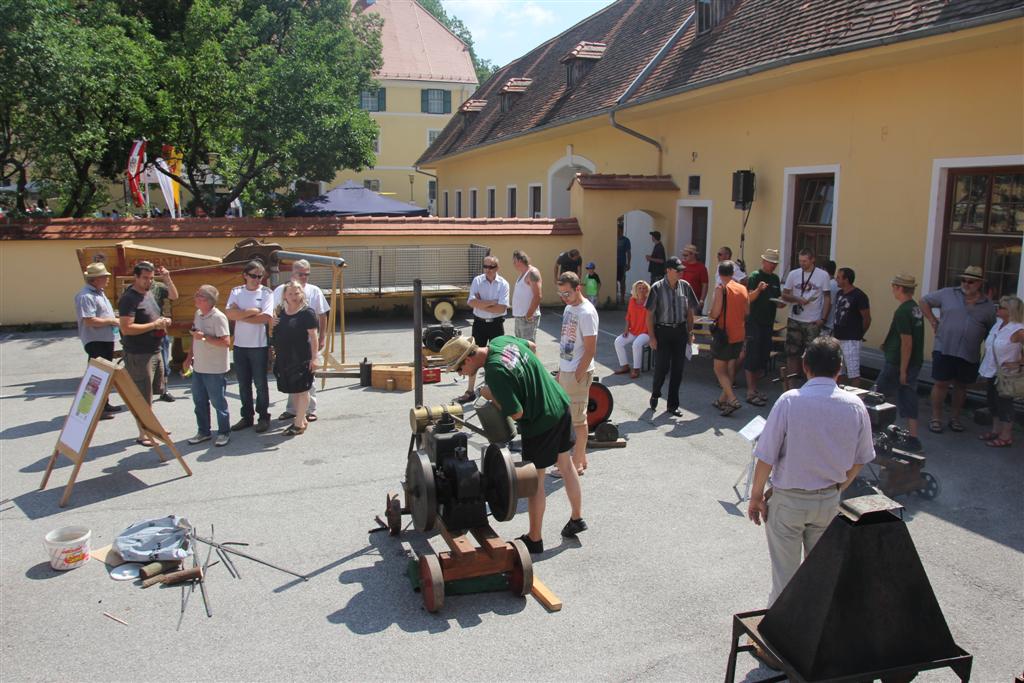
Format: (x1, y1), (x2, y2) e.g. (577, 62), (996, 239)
(13, 471), (189, 520)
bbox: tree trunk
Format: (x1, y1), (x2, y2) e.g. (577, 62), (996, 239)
(15, 166), (27, 213)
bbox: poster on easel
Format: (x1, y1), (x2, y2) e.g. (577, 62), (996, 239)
(41, 357), (192, 507)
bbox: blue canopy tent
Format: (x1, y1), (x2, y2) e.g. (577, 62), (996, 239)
(287, 180), (428, 217)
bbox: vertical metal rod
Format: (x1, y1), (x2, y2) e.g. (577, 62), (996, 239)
(413, 278), (424, 408)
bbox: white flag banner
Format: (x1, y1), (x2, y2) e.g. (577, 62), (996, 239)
(154, 158), (177, 218)
(230, 197), (243, 217)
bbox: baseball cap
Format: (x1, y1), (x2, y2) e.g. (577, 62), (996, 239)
(665, 256), (684, 271)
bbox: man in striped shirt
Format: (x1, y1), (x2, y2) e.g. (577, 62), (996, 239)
(645, 256), (697, 416)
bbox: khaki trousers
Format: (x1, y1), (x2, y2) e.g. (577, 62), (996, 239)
(766, 486), (840, 605)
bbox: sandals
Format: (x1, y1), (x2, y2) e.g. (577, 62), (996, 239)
(928, 419), (943, 434)
(613, 366), (631, 375)
(745, 394), (767, 406)
(712, 399), (724, 410)
(135, 437), (155, 447)
(978, 432), (999, 441)
(283, 424), (306, 436)
(948, 418), (965, 433)
(985, 438), (1013, 448)
(629, 370), (640, 379)
(720, 400), (741, 417)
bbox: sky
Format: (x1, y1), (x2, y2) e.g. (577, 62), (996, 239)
(441, 0), (615, 69)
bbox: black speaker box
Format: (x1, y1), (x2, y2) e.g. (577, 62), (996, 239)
(731, 170), (755, 204)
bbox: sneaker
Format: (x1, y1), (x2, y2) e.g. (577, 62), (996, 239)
(903, 436), (924, 453)
(214, 434), (230, 447)
(254, 417), (271, 433)
(230, 418), (253, 432)
(278, 411), (296, 420)
(187, 433), (212, 445)
(517, 534), (544, 555)
(99, 412), (115, 421)
(159, 392), (176, 403)
(103, 404), (123, 414)
(561, 517), (588, 538)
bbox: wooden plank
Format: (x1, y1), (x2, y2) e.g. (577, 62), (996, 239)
(440, 526), (476, 559)
(531, 576), (562, 612)
(589, 438), (627, 449)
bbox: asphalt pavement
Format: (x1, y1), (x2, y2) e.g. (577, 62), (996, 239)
(0, 311), (1020, 681)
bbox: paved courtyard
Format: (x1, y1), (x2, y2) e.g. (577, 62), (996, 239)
(0, 311), (1021, 681)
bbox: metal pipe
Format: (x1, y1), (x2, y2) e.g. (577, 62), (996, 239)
(274, 250), (346, 268)
(413, 279), (424, 408)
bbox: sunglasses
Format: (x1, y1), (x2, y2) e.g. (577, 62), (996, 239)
(244, 272), (262, 279)
(483, 264), (498, 270)
(558, 290), (573, 298)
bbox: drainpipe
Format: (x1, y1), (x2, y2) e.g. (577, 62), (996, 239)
(608, 11), (695, 175)
(414, 166), (438, 214)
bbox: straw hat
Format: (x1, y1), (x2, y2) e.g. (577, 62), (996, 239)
(83, 262), (111, 279)
(891, 273), (917, 288)
(681, 244), (698, 255)
(440, 336), (477, 371)
(760, 248), (780, 264)
(960, 265), (984, 281)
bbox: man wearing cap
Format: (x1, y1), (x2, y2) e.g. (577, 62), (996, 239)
(616, 219), (631, 305)
(440, 334), (585, 555)
(875, 273), (925, 451)
(119, 261), (173, 445)
(646, 231), (666, 284)
(75, 262), (123, 418)
(744, 249), (785, 405)
(646, 256), (698, 415)
(920, 265), (996, 433)
(680, 244), (708, 309)
(553, 248), (582, 283)
(457, 256), (510, 404)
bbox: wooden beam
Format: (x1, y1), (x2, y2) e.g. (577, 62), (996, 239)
(531, 576), (562, 612)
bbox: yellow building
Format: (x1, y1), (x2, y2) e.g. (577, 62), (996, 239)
(419, 0), (1024, 357)
(321, 0), (478, 212)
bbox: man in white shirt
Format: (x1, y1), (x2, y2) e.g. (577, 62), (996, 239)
(273, 259), (330, 422)
(510, 250), (542, 342)
(555, 271), (598, 485)
(226, 260), (274, 433)
(781, 248), (831, 385)
(748, 337), (874, 609)
(456, 255), (510, 403)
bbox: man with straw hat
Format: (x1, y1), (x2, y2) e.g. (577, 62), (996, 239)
(920, 265), (996, 434)
(75, 261), (123, 418)
(744, 248), (786, 405)
(875, 273), (926, 452)
(440, 334), (586, 556)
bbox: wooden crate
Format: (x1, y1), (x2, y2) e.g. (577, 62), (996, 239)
(371, 365), (415, 391)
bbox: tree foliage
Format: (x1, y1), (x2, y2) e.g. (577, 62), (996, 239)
(416, 0), (497, 84)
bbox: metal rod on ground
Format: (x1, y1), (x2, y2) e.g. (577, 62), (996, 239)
(194, 535), (306, 581)
(414, 278), (424, 408)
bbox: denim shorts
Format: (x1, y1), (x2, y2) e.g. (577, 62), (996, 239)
(875, 362), (921, 419)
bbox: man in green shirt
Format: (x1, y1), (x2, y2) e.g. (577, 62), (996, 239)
(875, 273), (925, 452)
(743, 249), (785, 405)
(440, 335), (585, 555)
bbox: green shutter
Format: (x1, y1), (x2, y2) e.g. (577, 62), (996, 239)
(378, 88), (386, 112)
(442, 90), (451, 114)
(421, 89), (429, 113)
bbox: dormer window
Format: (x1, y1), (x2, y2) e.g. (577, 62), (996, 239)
(460, 99), (487, 116)
(499, 78), (533, 113)
(560, 41), (606, 88)
(696, 0), (737, 34)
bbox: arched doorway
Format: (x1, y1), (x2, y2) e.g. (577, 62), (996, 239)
(547, 154), (597, 218)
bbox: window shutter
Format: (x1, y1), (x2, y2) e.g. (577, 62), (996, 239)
(421, 89), (429, 113)
(443, 90), (451, 114)
(378, 88), (386, 112)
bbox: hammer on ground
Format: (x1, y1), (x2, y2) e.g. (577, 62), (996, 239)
(141, 565), (202, 589)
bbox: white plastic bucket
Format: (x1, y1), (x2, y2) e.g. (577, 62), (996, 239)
(43, 526), (91, 571)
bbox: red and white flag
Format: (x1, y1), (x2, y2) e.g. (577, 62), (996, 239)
(126, 139), (147, 207)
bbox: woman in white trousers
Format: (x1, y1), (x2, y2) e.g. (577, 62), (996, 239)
(613, 280), (651, 379)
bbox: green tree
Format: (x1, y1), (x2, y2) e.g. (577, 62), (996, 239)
(149, 0), (384, 216)
(1, 0), (160, 216)
(416, 0), (496, 84)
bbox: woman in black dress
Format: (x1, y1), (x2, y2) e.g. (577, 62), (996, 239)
(272, 281), (319, 435)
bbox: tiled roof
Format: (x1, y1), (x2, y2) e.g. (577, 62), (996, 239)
(418, 0), (1023, 165)
(360, 0), (477, 84)
(560, 41), (608, 63)
(0, 216), (582, 240)
(573, 174), (680, 191)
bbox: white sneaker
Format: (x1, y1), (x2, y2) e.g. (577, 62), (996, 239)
(187, 433), (211, 445)
(214, 434), (230, 447)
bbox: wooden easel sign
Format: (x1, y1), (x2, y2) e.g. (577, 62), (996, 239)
(40, 357), (192, 507)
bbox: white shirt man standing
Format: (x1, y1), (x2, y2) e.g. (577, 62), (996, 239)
(457, 256), (509, 403)
(554, 271), (598, 484)
(226, 260), (274, 433)
(511, 249), (542, 343)
(781, 248), (831, 384)
(273, 259), (330, 422)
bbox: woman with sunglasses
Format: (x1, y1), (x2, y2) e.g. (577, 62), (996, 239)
(978, 295), (1024, 448)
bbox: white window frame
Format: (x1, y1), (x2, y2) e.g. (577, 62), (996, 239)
(427, 129), (442, 146)
(486, 186), (496, 218)
(674, 199), (714, 272)
(360, 90), (379, 111)
(506, 185), (518, 218)
(924, 154), (1024, 298)
(469, 187), (478, 219)
(426, 89), (445, 114)
(528, 182), (543, 218)
(778, 164), (840, 274)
